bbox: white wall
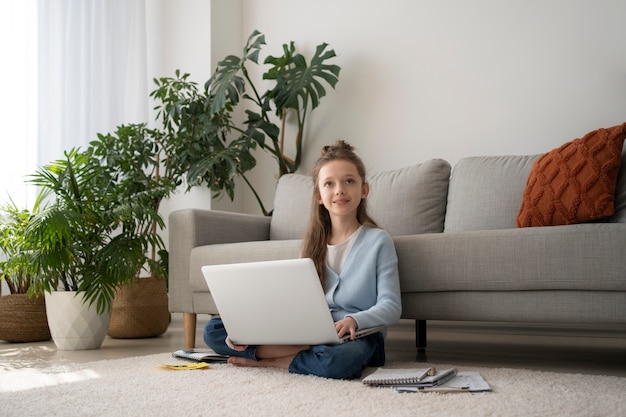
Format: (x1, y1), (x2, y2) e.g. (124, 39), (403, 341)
(152, 0), (626, 216)
(206, 0), (626, 215)
(146, 0), (215, 247)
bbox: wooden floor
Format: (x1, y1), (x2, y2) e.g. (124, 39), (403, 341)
(1, 315), (625, 377)
(386, 319), (626, 377)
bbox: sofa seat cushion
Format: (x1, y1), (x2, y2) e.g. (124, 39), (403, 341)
(189, 240), (302, 292)
(394, 223), (626, 293)
(270, 159), (452, 240)
(444, 155), (539, 232)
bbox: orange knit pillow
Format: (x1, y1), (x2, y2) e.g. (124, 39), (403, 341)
(516, 123), (626, 227)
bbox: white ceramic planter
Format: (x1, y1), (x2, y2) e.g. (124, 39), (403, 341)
(45, 291), (111, 350)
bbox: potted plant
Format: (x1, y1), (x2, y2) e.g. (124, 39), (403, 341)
(88, 124), (177, 339)
(151, 30), (341, 215)
(98, 30), (340, 334)
(25, 148), (166, 349)
(0, 194), (51, 342)
(15, 31), (339, 345)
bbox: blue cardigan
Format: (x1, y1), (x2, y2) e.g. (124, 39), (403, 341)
(324, 226), (402, 330)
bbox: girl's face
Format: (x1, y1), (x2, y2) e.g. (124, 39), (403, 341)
(317, 159), (369, 221)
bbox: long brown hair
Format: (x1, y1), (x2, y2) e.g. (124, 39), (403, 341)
(301, 140), (378, 285)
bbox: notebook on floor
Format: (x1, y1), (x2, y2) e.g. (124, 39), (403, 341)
(201, 258), (384, 346)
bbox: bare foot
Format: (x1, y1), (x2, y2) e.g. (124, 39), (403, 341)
(228, 357), (261, 367)
(228, 355), (294, 369)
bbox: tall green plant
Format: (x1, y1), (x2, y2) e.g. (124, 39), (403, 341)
(88, 123), (177, 281)
(151, 30), (341, 215)
(150, 71), (258, 206)
(25, 149), (166, 313)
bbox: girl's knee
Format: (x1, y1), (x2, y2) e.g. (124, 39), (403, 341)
(290, 343), (372, 379)
(203, 318), (227, 349)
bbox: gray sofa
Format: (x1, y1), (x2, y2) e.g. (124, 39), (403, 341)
(169, 152), (626, 350)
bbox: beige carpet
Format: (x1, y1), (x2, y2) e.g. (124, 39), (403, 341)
(2, 352), (625, 417)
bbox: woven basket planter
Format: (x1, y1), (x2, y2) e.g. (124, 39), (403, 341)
(107, 276), (170, 339)
(0, 294), (51, 343)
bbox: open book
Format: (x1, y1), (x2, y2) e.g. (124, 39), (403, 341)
(172, 349), (229, 363)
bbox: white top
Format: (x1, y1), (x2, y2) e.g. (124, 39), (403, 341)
(326, 226), (362, 275)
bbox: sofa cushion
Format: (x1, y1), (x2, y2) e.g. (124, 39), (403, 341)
(189, 240), (302, 292)
(394, 223), (626, 293)
(367, 159), (451, 236)
(269, 174), (313, 241)
(270, 159), (452, 240)
(444, 155), (539, 232)
(516, 123), (626, 227)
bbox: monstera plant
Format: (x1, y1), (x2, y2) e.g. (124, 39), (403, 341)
(151, 30), (341, 215)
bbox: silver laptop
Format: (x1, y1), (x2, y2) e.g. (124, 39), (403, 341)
(201, 258), (384, 345)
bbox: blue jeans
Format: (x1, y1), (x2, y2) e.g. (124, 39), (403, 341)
(203, 317), (385, 379)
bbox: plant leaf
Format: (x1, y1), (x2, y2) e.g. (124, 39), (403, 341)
(186, 137), (257, 199)
(206, 55), (246, 114)
(206, 31), (266, 114)
(243, 110), (280, 146)
(264, 42), (340, 116)
(243, 30), (265, 63)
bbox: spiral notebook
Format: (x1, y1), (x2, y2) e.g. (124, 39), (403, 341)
(363, 367), (492, 393)
(362, 367), (458, 387)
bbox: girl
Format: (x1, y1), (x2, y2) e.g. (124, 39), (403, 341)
(203, 140), (402, 379)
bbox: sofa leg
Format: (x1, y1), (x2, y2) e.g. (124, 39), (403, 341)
(183, 312), (197, 349)
(416, 320), (427, 353)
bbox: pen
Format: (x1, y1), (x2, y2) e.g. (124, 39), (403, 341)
(393, 386), (471, 394)
(416, 367), (436, 381)
(420, 386), (470, 393)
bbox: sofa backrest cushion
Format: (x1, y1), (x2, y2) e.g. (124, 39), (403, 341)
(444, 155), (539, 232)
(270, 159), (452, 240)
(269, 173), (313, 241)
(367, 159), (451, 236)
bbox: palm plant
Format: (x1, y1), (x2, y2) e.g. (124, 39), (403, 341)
(0, 193), (52, 343)
(25, 149), (167, 314)
(0, 193), (45, 294)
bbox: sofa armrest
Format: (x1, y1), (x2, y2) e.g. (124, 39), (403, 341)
(168, 209), (271, 313)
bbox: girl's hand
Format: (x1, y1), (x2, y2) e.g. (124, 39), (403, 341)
(225, 336), (248, 351)
(335, 317), (358, 340)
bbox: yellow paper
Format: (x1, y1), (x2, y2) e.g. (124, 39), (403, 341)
(160, 362), (210, 370)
